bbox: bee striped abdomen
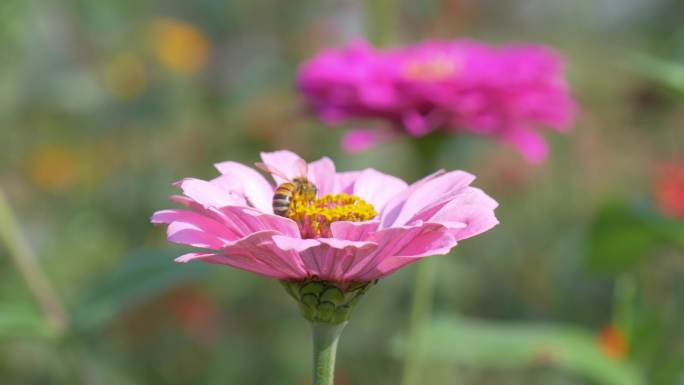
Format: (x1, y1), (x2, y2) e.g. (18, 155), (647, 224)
(273, 182), (295, 216)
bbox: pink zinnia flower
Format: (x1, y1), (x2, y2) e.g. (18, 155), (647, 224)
(151, 150), (498, 322)
(298, 40), (577, 163)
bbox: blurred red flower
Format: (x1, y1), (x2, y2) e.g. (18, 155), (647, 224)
(166, 286), (223, 345)
(654, 161), (684, 219)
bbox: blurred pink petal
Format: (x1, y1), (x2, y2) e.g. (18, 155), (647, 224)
(502, 127), (549, 164)
(342, 129), (382, 153)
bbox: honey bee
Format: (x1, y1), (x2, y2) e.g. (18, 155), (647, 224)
(255, 159), (317, 217)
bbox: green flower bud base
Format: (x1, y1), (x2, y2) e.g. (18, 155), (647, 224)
(282, 279), (375, 385)
(281, 279), (375, 324)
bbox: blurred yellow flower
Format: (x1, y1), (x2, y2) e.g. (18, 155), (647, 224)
(148, 18), (210, 74)
(27, 145), (81, 191)
(102, 52), (147, 100)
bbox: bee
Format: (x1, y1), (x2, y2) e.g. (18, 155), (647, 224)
(256, 159), (317, 217)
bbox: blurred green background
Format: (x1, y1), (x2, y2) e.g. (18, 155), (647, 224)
(1, 0), (683, 384)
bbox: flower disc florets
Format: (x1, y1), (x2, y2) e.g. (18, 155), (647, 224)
(288, 193), (377, 238)
(402, 54), (459, 81)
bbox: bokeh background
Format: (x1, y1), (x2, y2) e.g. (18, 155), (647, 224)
(1, 0), (683, 384)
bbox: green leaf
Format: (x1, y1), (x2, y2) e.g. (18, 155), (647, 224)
(586, 201), (684, 273)
(629, 54), (684, 99)
(0, 303), (54, 340)
(72, 247), (208, 331)
(585, 203), (661, 273)
(416, 316), (644, 385)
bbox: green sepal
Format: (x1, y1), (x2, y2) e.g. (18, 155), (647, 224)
(281, 279), (375, 324)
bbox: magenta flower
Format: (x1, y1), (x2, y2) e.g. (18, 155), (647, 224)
(298, 40), (577, 163)
(152, 150), (497, 286)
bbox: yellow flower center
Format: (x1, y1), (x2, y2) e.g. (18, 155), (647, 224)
(402, 55), (459, 81)
(287, 193), (377, 238)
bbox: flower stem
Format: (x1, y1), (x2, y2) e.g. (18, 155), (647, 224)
(400, 258), (437, 385)
(366, 0), (398, 46)
(0, 187), (69, 334)
(311, 321), (346, 385)
(401, 133), (447, 385)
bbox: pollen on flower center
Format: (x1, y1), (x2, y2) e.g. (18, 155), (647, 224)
(287, 193), (377, 238)
(402, 55), (459, 81)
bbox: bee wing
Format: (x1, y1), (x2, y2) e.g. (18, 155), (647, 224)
(254, 162), (291, 181)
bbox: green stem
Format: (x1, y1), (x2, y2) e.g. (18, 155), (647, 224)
(613, 273), (637, 334)
(400, 258), (438, 385)
(401, 134), (447, 385)
(0, 187), (69, 334)
(311, 321), (346, 385)
(366, 0), (398, 46)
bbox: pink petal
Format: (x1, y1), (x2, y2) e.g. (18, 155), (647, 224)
(380, 171), (475, 227)
(214, 206), (300, 239)
(272, 236), (376, 253)
(426, 187), (499, 240)
(213, 161), (274, 213)
(176, 245), (292, 279)
(166, 221), (226, 249)
(502, 126), (549, 164)
(371, 255), (437, 280)
(330, 220), (380, 241)
(402, 110), (433, 136)
(217, 231), (308, 279)
(342, 129), (381, 153)
(308, 157), (337, 196)
(333, 171), (362, 194)
(353, 169), (408, 212)
(175, 178), (246, 209)
(176, 252), (217, 263)
(259, 150), (307, 184)
(151, 209), (239, 241)
(272, 236), (377, 281)
(351, 223), (458, 281)
(169, 195), (204, 211)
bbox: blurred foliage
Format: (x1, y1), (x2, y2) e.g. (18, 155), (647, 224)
(0, 304), (53, 341)
(630, 54), (684, 99)
(73, 248), (209, 332)
(586, 201), (684, 273)
(0, 0), (683, 384)
(413, 316), (644, 385)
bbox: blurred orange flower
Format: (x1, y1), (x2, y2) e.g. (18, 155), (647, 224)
(148, 18), (210, 74)
(166, 286), (222, 344)
(597, 325), (628, 360)
(26, 145), (81, 191)
(654, 161), (684, 219)
(102, 52), (148, 100)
